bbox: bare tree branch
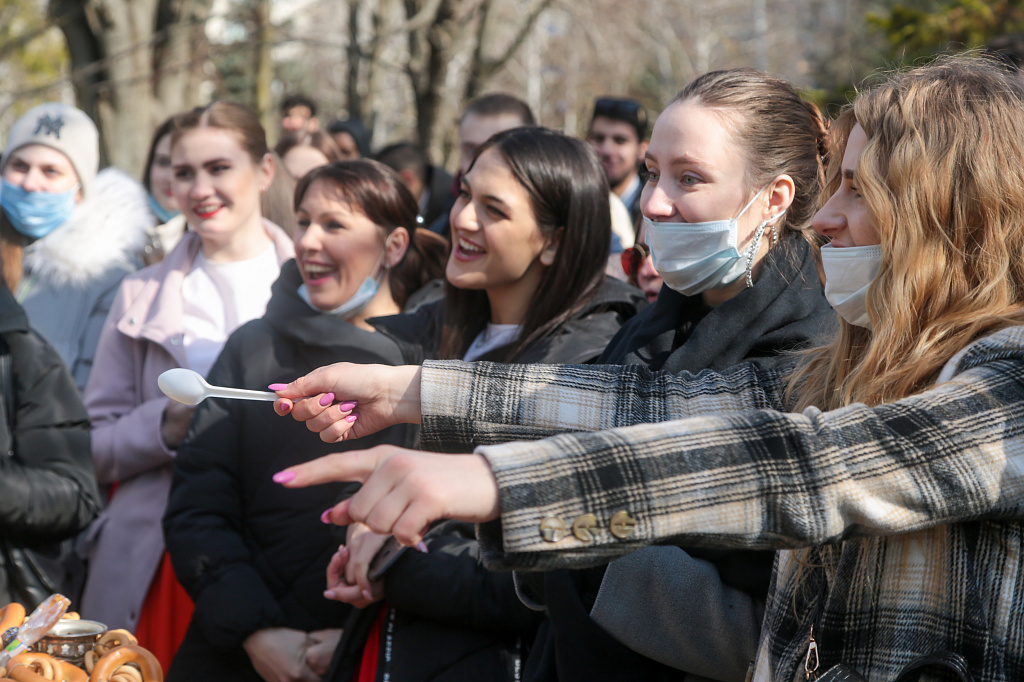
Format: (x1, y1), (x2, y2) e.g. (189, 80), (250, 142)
(464, 0), (554, 100)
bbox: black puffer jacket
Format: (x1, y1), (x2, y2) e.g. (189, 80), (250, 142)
(526, 235), (837, 682)
(163, 260), (419, 681)
(0, 284), (100, 608)
(327, 276), (647, 682)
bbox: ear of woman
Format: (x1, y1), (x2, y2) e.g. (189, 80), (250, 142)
(764, 174), (795, 219)
(260, 153), (276, 192)
(539, 227), (562, 267)
(385, 226), (410, 268)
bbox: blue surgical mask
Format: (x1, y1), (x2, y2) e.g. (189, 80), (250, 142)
(148, 193), (180, 224)
(297, 237), (392, 319)
(299, 275), (380, 319)
(644, 186), (783, 296)
(0, 179), (78, 240)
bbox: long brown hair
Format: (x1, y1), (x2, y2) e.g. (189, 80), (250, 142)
(439, 127), (610, 361)
(293, 160), (446, 308)
(0, 217), (26, 293)
(789, 56), (1024, 411)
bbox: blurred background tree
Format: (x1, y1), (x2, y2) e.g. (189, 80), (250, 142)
(0, 0), (69, 133)
(869, 0), (1024, 57)
(9, 0), (1008, 175)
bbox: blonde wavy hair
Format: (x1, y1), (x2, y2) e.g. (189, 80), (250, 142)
(790, 56), (1024, 412)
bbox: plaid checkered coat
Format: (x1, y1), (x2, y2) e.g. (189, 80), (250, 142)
(418, 325), (1024, 681)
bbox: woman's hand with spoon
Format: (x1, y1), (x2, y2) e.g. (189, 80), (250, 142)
(271, 363), (423, 443)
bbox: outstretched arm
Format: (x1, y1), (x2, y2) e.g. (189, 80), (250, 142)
(273, 359), (789, 449)
(418, 360), (789, 451)
(279, 346), (1024, 570)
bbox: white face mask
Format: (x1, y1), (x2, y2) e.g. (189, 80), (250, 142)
(643, 186), (784, 296)
(820, 243), (882, 329)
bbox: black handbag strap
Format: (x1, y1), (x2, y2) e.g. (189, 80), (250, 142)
(894, 651), (975, 682)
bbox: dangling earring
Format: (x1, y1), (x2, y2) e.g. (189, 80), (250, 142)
(744, 219), (769, 289)
(743, 212), (786, 288)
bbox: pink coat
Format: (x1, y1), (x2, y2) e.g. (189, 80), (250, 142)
(80, 221), (294, 631)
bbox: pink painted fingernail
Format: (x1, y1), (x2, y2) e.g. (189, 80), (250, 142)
(320, 393), (335, 407)
(339, 401), (357, 411)
(345, 414), (359, 423)
(320, 509), (333, 524)
(272, 471), (295, 484)
(268, 383), (288, 391)
(415, 541), (429, 553)
(279, 402), (292, 414)
(362, 590), (373, 601)
(324, 590), (336, 599)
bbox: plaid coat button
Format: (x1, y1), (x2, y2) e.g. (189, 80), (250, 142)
(539, 516), (567, 542)
(572, 514), (598, 542)
(609, 510), (637, 539)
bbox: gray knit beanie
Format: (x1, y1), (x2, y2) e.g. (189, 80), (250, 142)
(1, 103), (100, 198)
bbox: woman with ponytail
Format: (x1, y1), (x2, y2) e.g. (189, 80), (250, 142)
(524, 69), (836, 682)
(162, 160), (440, 681)
(275, 57), (1024, 682)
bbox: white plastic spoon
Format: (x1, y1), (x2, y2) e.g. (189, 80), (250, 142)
(158, 368), (279, 406)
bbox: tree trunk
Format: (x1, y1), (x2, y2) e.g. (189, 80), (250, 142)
(86, 0), (160, 177)
(347, 0), (363, 121)
(254, 0), (274, 139)
(153, 0), (207, 117)
(48, 0), (104, 131)
(47, 0), (208, 177)
(463, 0), (553, 101)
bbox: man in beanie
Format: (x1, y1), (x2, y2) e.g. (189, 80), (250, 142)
(1, 102), (153, 392)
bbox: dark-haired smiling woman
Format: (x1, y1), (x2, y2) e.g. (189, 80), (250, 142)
(163, 160), (443, 681)
(319, 127), (645, 682)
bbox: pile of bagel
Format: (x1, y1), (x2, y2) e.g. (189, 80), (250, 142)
(0, 604), (162, 682)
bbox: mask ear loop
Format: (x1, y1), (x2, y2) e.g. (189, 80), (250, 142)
(743, 212), (786, 288)
(379, 232), (397, 272)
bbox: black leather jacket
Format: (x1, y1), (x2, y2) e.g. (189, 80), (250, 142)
(0, 284), (100, 608)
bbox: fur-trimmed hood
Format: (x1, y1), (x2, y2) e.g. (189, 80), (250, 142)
(21, 167), (154, 287)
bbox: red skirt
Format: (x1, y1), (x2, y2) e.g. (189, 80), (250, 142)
(133, 552), (193, 673)
(355, 604), (387, 682)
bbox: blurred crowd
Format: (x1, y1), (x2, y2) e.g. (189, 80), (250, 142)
(2, 53), (1024, 682)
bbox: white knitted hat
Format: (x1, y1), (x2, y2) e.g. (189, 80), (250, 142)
(2, 103), (100, 198)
